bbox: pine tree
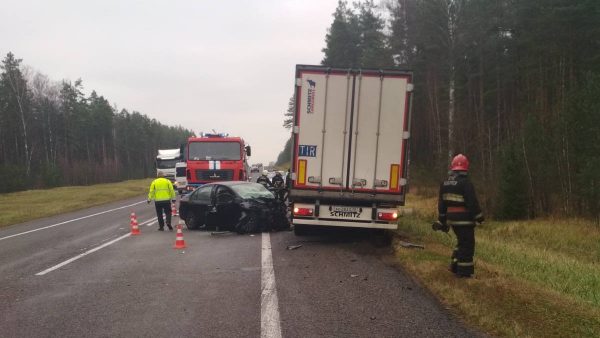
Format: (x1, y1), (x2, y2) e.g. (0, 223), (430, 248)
(283, 95), (294, 129)
(356, 1), (393, 68)
(322, 1), (361, 67)
(497, 142), (529, 220)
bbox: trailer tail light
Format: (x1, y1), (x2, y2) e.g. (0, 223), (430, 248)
(377, 211), (398, 221)
(297, 159), (307, 185)
(293, 207), (313, 216)
(390, 164), (400, 190)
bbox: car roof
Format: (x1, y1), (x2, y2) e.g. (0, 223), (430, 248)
(205, 181), (259, 187)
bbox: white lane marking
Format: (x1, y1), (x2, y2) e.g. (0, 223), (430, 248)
(261, 232), (282, 338)
(0, 200), (146, 242)
(35, 218), (153, 276)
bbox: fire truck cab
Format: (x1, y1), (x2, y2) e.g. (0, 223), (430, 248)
(184, 133), (251, 192)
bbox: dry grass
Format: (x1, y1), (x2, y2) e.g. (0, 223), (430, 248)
(0, 179), (152, 227)
(394, 192), (600, 337)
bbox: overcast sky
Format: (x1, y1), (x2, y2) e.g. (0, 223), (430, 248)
(0, 0), (340, 165)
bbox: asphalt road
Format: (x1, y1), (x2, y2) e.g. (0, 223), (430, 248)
(0, 194), (480, 338)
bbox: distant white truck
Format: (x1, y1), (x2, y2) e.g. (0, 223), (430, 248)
(288, 65), (413, 235)
(174, 161), (187, 193)
(156, 148), (183, 181)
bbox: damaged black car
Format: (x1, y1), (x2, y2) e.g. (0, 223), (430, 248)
(178, 181), (289, 233)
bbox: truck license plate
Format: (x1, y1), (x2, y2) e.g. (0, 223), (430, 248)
(328, 206), (363, 219)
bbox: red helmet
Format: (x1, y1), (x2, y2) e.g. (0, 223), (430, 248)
(451, 154), (469, 171)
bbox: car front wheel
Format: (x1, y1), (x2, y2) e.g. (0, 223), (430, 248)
(185, 213), (202, 230)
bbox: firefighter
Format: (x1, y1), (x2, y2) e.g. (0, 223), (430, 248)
(271, 172), (284, 188)
(147, 171), (177, 231)
(438, 154), (484, 278)
(256, 170), (272, 188)
(271, 172), (285, 200)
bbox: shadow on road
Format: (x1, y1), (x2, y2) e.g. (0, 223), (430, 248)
(290, 226), (392, 248)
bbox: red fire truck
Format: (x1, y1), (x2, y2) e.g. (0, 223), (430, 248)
(184, 133), (251, 192)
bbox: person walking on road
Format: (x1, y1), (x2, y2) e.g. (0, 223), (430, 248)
(148, 171), (176, 231)
(438, 154), (484, 278)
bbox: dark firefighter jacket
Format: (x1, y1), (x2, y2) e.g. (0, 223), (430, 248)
(438, 171), (484, 227)
(271, 174), (284, 188)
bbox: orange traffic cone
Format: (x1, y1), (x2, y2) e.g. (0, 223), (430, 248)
(173, 224), (186, 249)
(171, 201), (178, 217)
(130, 212), (141, 235)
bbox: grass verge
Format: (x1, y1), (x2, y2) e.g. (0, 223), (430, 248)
(0, 179), (152, 228)
(393, 191), (600, 337)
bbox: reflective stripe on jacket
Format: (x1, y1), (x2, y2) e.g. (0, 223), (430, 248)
(148, 177), (176, 201)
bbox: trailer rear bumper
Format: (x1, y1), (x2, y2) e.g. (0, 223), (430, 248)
(292, 218), (398, 230)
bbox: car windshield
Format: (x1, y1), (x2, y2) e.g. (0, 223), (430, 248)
(156, 158), (179, 169)
(188, 142), (241, 160)
(230, 183), (274, 199)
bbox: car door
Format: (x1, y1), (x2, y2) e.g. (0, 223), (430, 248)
(214, 185), (240, 229)
(187, 185), (214, 227)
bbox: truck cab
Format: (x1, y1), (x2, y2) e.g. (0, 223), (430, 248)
(185, 133), (251, 192)
(174, 161), (187, 194)
(156, 148), (183, 181)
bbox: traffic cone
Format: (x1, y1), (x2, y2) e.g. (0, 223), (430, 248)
(130, 212), (141, 235)
(173, 224), (186, 249)
(171, 201), (178, 217)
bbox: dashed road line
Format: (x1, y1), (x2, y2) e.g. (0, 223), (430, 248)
(0, 200), (146, 242)
(35, 218), (153, 276)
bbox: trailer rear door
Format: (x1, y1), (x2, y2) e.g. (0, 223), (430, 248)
(292, 65), (412, 198)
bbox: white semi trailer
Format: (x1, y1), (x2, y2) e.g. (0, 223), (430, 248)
(288, 65), (413, 235)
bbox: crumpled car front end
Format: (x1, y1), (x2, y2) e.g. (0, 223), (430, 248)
(234, 198), (289, 234)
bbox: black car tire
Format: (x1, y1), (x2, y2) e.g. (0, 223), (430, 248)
(185, 213), (201, 230)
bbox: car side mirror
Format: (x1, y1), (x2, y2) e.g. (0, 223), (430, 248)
(245, 145), (251, 157)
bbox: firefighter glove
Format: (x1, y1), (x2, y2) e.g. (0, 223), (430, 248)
(475, 214), (485, 225)
(432, 221), (449, 233)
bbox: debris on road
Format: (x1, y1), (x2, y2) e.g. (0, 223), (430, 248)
(350, 274), (359, 278)
(286, 244), (303, 250)
(211, 231), (234, 236)
(398, 240), (425, 249)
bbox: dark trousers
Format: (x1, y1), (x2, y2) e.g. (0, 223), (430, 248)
(154, 201), (172, 229)
(450, 225), (475, 276)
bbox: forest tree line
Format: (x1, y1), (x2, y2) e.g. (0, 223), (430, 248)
(313, 0), (600, 219)
(0, 52), (194, 193)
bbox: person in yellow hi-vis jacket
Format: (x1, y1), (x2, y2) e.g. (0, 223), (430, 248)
(147, 171), (176, 231)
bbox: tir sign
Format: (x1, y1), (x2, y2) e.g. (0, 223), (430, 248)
(298, 145), (317, 157)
